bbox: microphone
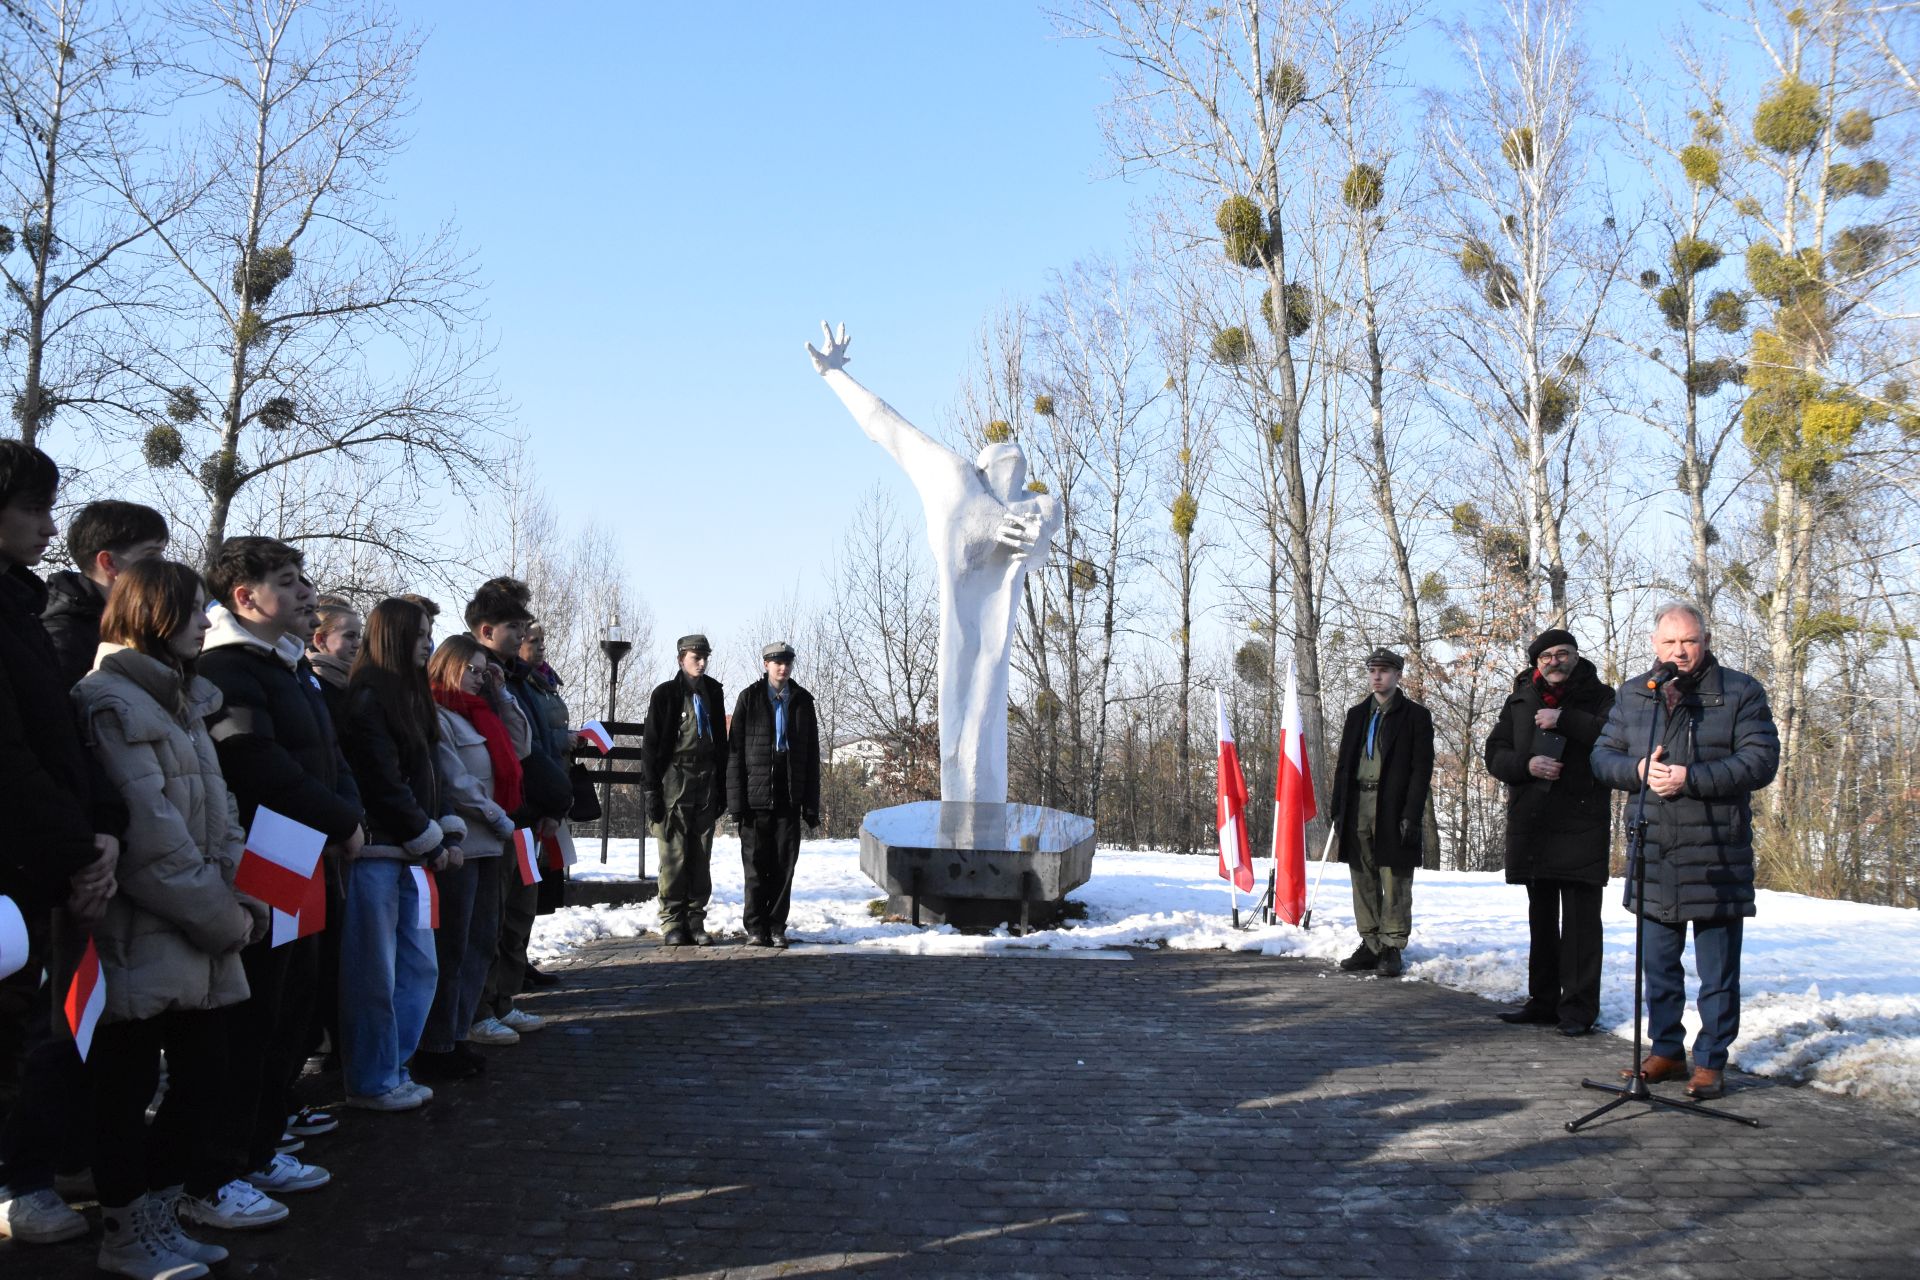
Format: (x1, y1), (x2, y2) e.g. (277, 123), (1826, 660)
(1645, 661), (1680, 690)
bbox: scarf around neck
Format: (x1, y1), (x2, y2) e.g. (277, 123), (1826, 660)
(433, 685), (524, 812)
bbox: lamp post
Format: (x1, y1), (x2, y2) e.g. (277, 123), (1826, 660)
(599, 614), (633, 868)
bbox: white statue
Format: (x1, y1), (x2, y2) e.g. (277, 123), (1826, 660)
(809, 322), (1063, 805)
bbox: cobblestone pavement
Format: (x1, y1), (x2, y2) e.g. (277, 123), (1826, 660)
(12, 939), (1920, 1279)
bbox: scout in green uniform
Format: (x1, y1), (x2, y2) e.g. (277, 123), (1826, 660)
(642, 634), (728, 946)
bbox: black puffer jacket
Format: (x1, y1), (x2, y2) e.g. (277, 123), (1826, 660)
(727, 678), (821, 817)
(498, 655), (572, 826)
(643, 673), (728, 812)
(1484, 658), (1616, 886)
(40, 570), (105, 690)
(339, 684), (457, 862)
(1591, 657), (1779, 922)
(0, 566), (123, 912)
(198, 607), (362, 841)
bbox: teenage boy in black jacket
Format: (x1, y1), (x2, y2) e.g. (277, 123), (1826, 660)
(728, 641), (820, 948)
(0, 441), (123, 1246)
(40, 500), (170, 689)
(191, 538), (364, 1230)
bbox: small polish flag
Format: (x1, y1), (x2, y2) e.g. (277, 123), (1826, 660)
(513, 829), (542, 886)
(0, 895), (29, 982)
(410, 866), (440, 930)
(295, 861), (327, 939)
(64, 938), (106, 1062)
(579, 721), (614, 755)
(235, 809), (326, 945)
(1216, 689), (1255, 893)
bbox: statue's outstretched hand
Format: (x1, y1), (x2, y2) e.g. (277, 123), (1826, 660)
(807, 321), (851, 374)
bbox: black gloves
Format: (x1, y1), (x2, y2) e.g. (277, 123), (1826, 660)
(801, 809), (819, 829)
(647, 795), (665, 826)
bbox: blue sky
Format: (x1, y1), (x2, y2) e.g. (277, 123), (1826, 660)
(392, 0), (1700, 663)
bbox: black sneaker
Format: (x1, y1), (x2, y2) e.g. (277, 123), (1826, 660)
(1376, 947), (1404, 977)
(1338, 943), (1379, 971)
(746, 932), (772, 947)
(523, 964), (561, 989)
(771, 933), (790, 950)
(1557, 1020), (1595, 1037)
(1498, 1002), (1558, 1025)
(690, 927), (713, 946)
(662, 926), (693, 947)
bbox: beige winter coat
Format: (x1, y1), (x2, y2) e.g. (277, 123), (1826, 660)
(74, 646), (265, 1023)
(435, 705), (517, 858)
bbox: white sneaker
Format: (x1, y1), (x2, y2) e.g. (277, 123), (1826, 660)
(286, 1105), (339, 1136)
(500, 1007), (545, 1033)
(0, 1186), (88, 1243)
(177, 1179), (289, 1230)
(97, 1195), (208, 1279)
(246, 1152), (331, 1193)
(469, 1016), (520, 1045)
(275, 1130), (305, 1153)
(148, 1190), (229, 1265)
(345, 1082), (426, 1112)
(400, 1079), (434, 1104)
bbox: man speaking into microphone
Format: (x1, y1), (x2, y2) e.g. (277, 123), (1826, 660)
(1591, 601), (1778, 1100)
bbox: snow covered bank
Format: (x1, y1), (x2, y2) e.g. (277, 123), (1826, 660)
(536, 838), (1920, 1111)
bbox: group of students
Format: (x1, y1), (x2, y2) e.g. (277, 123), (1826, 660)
(0, 440), (582, 1279)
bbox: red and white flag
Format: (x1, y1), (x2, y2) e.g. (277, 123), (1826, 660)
(1271, 659), (1318, 926)
(235, 808), (326, 947)
(578, 721), (614, 755)
(65, 938), (105, 1062)
(1215, 689), (1254, 893)
(513, 828), (542, 886)
(409, 866), (440, 930)
(295, 861), (327, 939)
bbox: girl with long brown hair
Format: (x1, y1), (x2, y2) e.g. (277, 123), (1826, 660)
(336, 599), (464, 1111)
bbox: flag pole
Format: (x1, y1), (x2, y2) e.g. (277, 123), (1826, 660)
(1300, 826), (1338, 930)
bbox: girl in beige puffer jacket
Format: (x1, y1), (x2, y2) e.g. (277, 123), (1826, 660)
(74, 559), (269, 1279)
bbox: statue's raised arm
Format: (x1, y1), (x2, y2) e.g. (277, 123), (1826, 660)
(808, 322), (966, 492)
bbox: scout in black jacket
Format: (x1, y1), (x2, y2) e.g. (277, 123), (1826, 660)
(643, 635), (727, 947)
(1327, 647), (1435, 978)
(727, 642), (821, 948)
(1483, 629), (1616, 1034)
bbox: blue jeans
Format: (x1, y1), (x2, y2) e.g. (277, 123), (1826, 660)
(1643, 916), (1743, 1070)
(420, 857), (497, 1053)
(339, 859), (438, 1098)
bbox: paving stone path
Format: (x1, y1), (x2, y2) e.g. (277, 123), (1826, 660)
(13, 938), (1920, 1279)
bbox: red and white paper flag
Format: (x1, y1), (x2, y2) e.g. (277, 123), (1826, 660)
(235, 808), (326, 946)
(513, 828), (542, 886)
(542, 827), (577, 870)
(295, 860), (328, 939)
(578, 721), (614, 755)
(1270, 659), (1318, 926)
(0, 896), (28, 982)
(409, 866), (440, 930)
(1215, 689), (1254, 894)
(64, 937), (105, 1062)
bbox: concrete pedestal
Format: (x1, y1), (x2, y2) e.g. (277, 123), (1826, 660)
(859, 801), (1095, 933)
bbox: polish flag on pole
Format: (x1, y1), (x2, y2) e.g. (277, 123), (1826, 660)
(64, 938), (105, 1062)
(234, 808), (326, 947)
(1270, 659), (1318, 925)
(1215, 689), (1254, 894)
(409, 866), (440, 930)
(578, 721), (614, 755)
(513, 829), (543, 886)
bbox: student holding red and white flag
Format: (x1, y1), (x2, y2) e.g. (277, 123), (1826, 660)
(1215, 689), (1254, 897)
(1270, 660), (1317, 926)
(72, 558), (275, 1274)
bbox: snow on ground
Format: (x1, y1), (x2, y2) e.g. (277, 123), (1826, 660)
(537, 838), (1920, 1112)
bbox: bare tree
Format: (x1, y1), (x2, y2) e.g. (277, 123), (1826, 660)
(116, 0), (502, 567)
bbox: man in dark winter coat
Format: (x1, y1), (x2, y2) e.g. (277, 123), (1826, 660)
(1592, 601), (1778, 1101)
(644, 635), (727, 947)
(1484, 628), (1616, 1036)
(39, 501), (169, 689)
(727, 641), (821, 949)
(1327, 647), (1434, 978)
(0, 442), (124, 1246)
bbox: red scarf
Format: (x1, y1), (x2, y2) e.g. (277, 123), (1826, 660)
(1532, 669), (1564, 708)
(433, 686), (523, 813)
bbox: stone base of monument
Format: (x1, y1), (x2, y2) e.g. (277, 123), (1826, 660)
(859, 801), (1095, 934)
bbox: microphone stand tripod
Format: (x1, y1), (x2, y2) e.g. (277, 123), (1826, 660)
(1566, 679), (1759, 1132)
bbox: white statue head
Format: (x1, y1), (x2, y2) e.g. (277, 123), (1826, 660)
(975, 442), (1027, 500)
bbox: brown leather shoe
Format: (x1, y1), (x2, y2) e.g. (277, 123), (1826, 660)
(1684, 1067), (1725, 1099)
(1620, 1052), (1689, 1084)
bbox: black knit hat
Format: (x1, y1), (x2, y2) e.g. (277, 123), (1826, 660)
(1527, 628), (1579, 662)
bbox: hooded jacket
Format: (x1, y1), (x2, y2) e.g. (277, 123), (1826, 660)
(1483, 657), (1616, 886)
(1591, 657), (1780, 922)
(73, 647), (265, 1022)
(197, 604), (362, 842)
